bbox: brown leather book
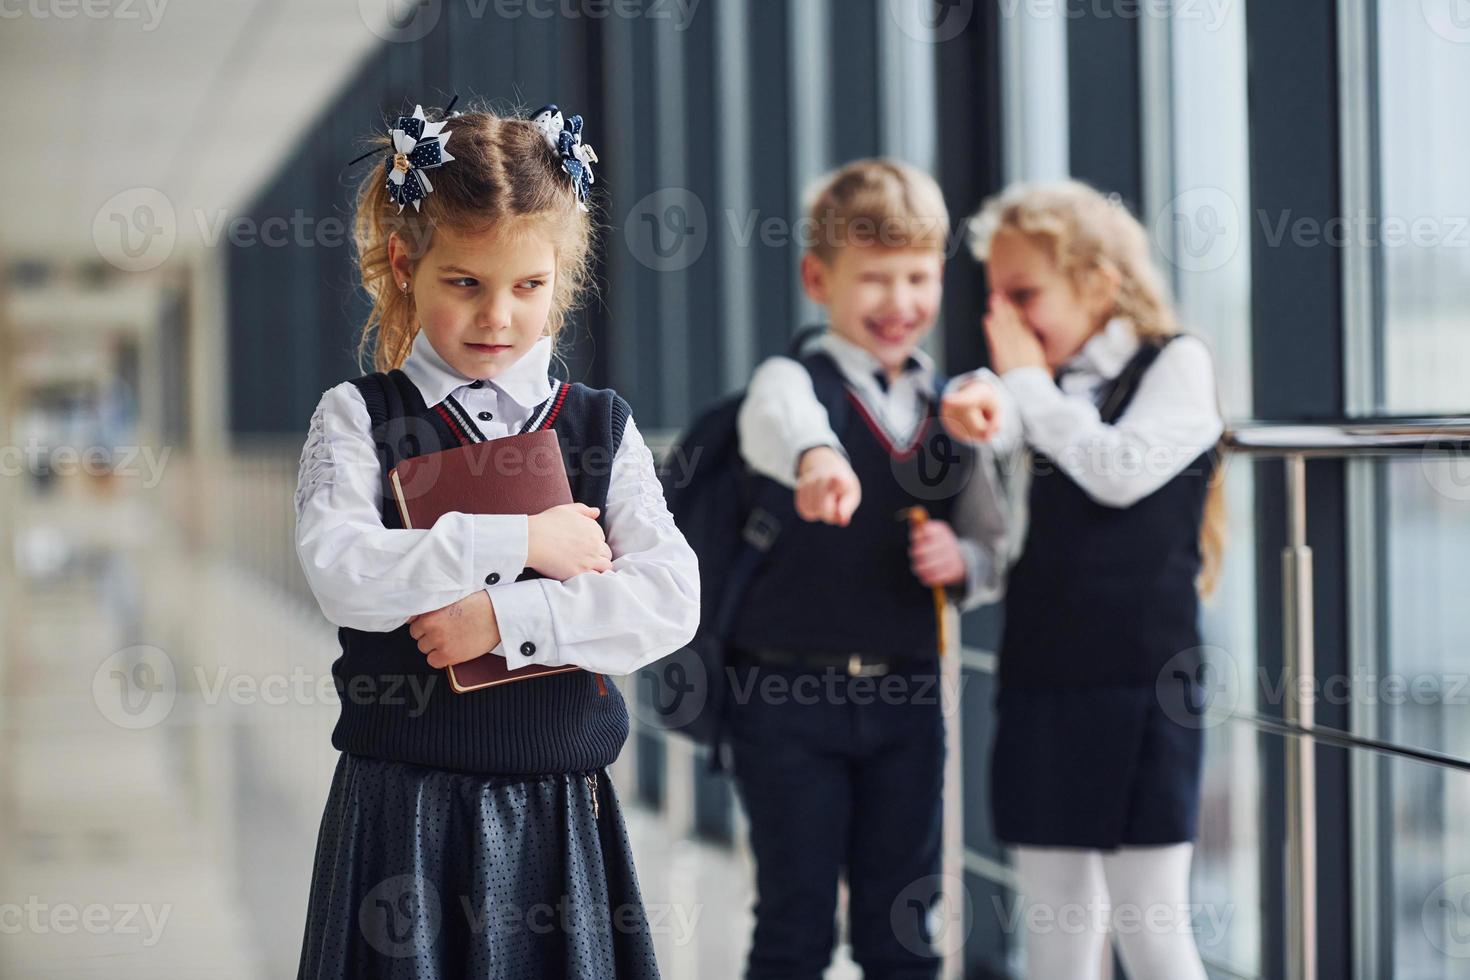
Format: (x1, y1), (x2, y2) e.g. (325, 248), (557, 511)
(388, 429), (585, 694)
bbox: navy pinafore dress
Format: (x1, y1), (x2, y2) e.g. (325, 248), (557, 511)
(295, 369), (662, 980)
(989, 337), (1220, 849)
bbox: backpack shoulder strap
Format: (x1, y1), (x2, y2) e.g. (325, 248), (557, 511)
(796, 348), (852, 438)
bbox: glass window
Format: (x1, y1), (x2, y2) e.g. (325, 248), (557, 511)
(1369, 7), (1470, 978)
(1163, 4), (1260, 976)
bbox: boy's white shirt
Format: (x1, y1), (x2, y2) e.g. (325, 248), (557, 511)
(293, 330), (701, 676)
(737, 319), (1224, 606)
(736, 330), (1011, 612)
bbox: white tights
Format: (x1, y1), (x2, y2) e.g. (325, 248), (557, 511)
(1011, 843), (1209, 980)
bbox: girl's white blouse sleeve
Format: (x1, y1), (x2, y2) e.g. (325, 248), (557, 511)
(294, 382), (534, 634)
(486, 414), (701, 677)
(294, 382), (701, 676)
(946, 335), (1224, 509)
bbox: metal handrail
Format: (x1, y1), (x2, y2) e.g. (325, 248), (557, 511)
(1222, 417), (1467, 980)
(662, 416), (1470, 980)
(1234, 711), (1470, 774)
(1225, 417), (1470, 456)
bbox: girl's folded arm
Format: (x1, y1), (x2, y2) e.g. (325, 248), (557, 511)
(999, 336), (1224, 509)
(294, 382), (532, 633)
(486, 414), (701, 676)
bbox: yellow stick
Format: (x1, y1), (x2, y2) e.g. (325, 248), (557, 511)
(904, 505), (950, 657)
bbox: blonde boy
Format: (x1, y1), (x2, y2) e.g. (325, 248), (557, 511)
(725, 159), (1004, 979)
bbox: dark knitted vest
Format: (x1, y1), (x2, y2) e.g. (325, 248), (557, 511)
(329, 368), (632, 775)
(729, 352), (977, 661)
(1000, 337), (1219, 689)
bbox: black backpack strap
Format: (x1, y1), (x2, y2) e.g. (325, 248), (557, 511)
(716, 338), (857, 637)
(798, 349), (853, 440)
(785, 325), (853, 438)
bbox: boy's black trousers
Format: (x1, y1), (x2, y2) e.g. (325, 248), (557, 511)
(726, 655), (947, 980)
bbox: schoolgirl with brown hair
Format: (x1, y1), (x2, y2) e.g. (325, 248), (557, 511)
(292, 97), (698, 980)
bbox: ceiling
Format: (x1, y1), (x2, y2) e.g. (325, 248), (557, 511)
(0, 0), (389, 263)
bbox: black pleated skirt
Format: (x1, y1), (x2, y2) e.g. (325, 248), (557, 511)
(989, 686), (1204, 850)
(296, 752), (661, 980)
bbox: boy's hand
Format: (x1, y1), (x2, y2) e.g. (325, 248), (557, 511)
(908, 519), (967, 588)
(940, 378), (1003, 444)
(984, 293), (1046, 375)
(527, 502), (614, 581)
(795, 446), (861, 526)
(407, 592), (501, 670)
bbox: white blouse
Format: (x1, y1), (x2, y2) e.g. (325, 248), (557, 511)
(293, 330), (701, 676)
(735, 331), (1011, 612)
(938, 316), (1225, 597)
(952, 316), (1225, 509)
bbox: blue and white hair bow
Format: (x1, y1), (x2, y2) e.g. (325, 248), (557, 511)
(530, 104), (599, 211)
(386, 103), (456, 213)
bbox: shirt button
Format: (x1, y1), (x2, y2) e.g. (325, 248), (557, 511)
(485, 572), (500, 585)
(520, 641), (536, 657)
(478, 411), (493, 421)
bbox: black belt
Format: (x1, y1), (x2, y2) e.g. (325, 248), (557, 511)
(733, 646), (902, 677)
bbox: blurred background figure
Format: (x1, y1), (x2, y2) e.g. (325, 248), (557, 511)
(1, 2), (1468, 979)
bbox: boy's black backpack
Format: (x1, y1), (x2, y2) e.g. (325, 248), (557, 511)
(643, 328), (850, 764)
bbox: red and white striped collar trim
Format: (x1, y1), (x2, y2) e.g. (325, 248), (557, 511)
(843, 388), (935, 461)
(432, 378), (568, 446)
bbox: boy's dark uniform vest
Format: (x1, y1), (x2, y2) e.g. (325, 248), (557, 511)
(729, 351), (977, 661)
(330, 369), (631, 776)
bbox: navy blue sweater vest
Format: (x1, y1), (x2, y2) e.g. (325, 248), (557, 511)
(329, 368), (632, 775)
(730, 354), (976, 661)
(1000, 337), (1219, 690)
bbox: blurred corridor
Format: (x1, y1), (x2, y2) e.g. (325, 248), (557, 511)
(0, 462), (846, 979)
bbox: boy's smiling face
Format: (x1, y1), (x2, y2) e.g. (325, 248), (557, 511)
(802, 244), (943, 380)
(390, 222), (558, 380)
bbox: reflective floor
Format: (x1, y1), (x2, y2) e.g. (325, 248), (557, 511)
(0, 474), (861, 979)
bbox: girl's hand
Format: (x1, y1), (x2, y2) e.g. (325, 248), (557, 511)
(908, 519), (967, 587)
(527, 502), (614, 581)
(407, 592), (501, 670)
(795, 446), (862, 526)
(984, 293), (1046, 375)
(939, 378), (1003, 444)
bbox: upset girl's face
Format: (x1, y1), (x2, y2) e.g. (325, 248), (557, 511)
(391, 223), (558, 380)
(985, 228), (1114, 370)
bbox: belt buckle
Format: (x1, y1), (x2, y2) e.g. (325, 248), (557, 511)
(846, 653), (889, 677)
(742, 508), (782, 552)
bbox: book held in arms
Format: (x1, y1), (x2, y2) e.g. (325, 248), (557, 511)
(388, 429), (588, 694)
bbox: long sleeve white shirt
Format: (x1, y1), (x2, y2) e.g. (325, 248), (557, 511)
(294, 330), (700, 676)
(942, 316), (1225, 599)
(734, 330), (1010, 612)
(951, 316), (1225, 507)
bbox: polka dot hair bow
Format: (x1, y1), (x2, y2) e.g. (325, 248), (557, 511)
(385, 101), (458, 213)
(530, 104), (599, 211)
